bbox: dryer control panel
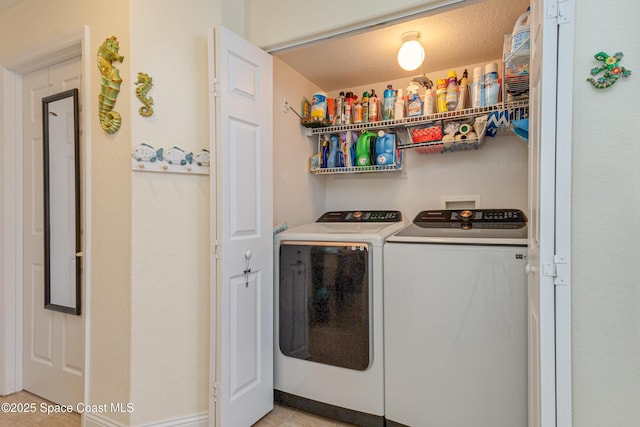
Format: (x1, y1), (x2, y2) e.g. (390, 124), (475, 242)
(317, 210), (403, 223)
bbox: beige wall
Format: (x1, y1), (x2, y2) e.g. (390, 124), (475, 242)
(0, 0), (133, 424)
(128, 0), (216, 424)
(572, 0), (640, 425)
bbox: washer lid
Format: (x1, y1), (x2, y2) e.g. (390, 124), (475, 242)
(387, 223), (527, 245)
(386, 208), (527, 245)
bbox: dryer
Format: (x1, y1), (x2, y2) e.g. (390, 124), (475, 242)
(384, 209), (528, 427)
(274, 210), (403, 426)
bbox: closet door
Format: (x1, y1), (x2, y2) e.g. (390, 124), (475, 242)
(528, 0), (574, 426)
(208, 26), (274, 427)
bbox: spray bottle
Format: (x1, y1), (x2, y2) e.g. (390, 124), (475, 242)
(383, 85), (395, 120)
(361, 91), (370, 123)
(369, 89), (379, 122)
(406, 82), (423, 117)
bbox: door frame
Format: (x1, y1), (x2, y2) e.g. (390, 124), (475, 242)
(0, 26), (92, 401)
(263, 0), (573, 424)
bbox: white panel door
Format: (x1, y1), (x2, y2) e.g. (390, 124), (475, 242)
(528, 1), (558, 426)
(22, 57), (83, 406)
(209, 26), (273, 427)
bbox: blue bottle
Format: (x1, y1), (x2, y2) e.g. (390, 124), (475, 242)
(375, 133), (395, 165)
(383, 85), (395, 120)
(327, 135), (339, 168)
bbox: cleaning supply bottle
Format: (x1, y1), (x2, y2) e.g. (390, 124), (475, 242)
(320, 135), (330, 168)
(375, 131), (395, 165)
(394, 89), (405, 120)
(336, 91), (345, 125)
(445, 70), (458, 111)
(510, 7), (530, 64)
(383, 85), (395, 120)
(310, 91), (327, 123)
(456, 69), (469, 110)
(369, 89), (379, 122)
(484, 63), (500, 106)
(361, 91), (370, 123)
(344, 91), (354, 124)
(356, 131), (375, 166)
(436, 79), (448, 113)
(327, 134), (340, 168)
(406, 82), (423, 117)
(353, 100), (363, 123)
(470, 66), (485, 108)
(424, 85), (436, 115)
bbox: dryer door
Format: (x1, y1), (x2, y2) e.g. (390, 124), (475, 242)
(278, 241), (371, 370)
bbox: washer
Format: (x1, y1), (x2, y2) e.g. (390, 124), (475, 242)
(274, 210), (404, 426)
(384, 209), (528, 427)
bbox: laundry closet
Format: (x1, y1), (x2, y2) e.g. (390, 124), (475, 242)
(266, 1), (540, 426)
(272, 0), (531, 228)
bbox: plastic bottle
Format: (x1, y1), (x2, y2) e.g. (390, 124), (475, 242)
(406, 82), (423, 117)
(320, 135), (330, 168)
(470, 66), (485, 108)
(510, 7), (530, 64)
(361, 91), (370, 123)
(424, 86), (436, 115)
(445, 70), (458, 111)
(344, 91), (354, 124)
(484, 63), (500, 106)
(335, 92), (344, 125)
(354, 101), (363, 123)
(456, 69), (469, 110)
(310, 91), (327, 123)
(383, 85), (395, 120)
(394, 89), (405, 120)
(356, 131), (374, 166)
(436, 79), (448, 113)
(369, 89), (379, 122)
(327, 135), (339, 168)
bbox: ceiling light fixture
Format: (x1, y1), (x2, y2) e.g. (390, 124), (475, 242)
(397, 31), (425, 71)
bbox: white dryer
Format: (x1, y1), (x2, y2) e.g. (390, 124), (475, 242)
(384, 209), (528, 427)
(274, 210), (404, 426)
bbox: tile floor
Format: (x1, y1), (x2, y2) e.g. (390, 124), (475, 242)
(0, 391), (354, 427)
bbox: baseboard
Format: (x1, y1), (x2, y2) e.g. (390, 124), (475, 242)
(84, 411), (208, 427)
(274, 390), (384, 427)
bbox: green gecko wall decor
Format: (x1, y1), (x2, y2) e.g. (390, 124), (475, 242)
(586, 51), (631, 89)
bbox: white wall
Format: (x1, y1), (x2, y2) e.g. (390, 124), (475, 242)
(129, 0), (217, 424)
(273, 57), (326, 228)
(571, 0), (640, 425)
(322, 62), (528, 220)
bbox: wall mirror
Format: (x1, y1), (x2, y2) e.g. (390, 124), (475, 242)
(42, 88), (81, 315)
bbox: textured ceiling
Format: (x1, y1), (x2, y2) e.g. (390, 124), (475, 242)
(273, 0), (530, 92)
(0, 0), (19, 13)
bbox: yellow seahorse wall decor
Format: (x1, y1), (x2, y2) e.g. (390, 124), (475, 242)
(97, 36), (124, 134)
(135, 72), (154, 117)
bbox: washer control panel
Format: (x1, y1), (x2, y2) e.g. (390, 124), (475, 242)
(414, 209), (527, 229)
(317, 210), (403, 223)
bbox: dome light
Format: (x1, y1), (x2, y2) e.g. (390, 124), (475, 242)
(397, 31), (425, 71)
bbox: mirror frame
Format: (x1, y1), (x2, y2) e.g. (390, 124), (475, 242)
(42, 88), (81, 315)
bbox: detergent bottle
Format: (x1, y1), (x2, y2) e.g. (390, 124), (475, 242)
(356, 131), (375, 166)
(375, 131), (395, 165)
